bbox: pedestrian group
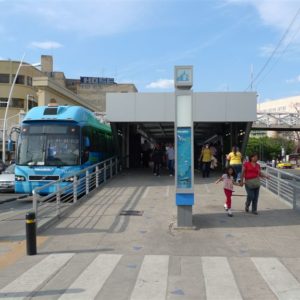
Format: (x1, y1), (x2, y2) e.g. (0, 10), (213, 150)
(143, 140), (269, 218)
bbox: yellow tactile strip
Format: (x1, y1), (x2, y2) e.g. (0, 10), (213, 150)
(0, 236), (48, 270)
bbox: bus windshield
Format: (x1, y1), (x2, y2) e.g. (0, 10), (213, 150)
(17, 124), (80, 166)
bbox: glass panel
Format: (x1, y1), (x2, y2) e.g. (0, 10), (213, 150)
(17, 124), (80, 166)
(176, 127), (192, 189)
(12, 75), (25, 85)
(0, 98), (8, 108)
(17, 135), (46, 165)
(0, 74), (9, 83)
(28, 99), (37, 109)
(27, 76), (32, 86)
(11, 98), (24, 108)
(177, 95), (192, 127)
(45, 136), (80, 166)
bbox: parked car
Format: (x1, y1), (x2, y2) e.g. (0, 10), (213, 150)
(277, 161), (292, 169)
(0, 160), (6, 174)
(0, 164), (15, 192)
(257, 160), (267, 170)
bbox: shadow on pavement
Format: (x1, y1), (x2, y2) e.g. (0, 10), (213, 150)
(193, 209), (300, 229)
(39, 248), (114, 255)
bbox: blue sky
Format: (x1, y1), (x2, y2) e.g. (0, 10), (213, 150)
(1, 0), (300, 102)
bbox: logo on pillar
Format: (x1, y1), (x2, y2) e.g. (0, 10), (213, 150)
(175, 66), (193, 89)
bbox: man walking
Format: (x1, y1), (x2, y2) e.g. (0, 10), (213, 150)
(166, 143), (175, 176)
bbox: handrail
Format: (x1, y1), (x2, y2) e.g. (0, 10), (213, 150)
(32, 156), (119, 227)
(261, 166), (300, 210)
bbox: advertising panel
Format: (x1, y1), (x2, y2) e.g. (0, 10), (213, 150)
(176, 127), (192, 189)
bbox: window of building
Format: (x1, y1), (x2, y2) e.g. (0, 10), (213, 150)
(277, 106), (286, 112)
(0, 98), (8, 107)
(12, 74), (25, 85)
(27, 76), (32, 86)
(11, 98), (24, 108)
(28, 98), (37, 110)
(0, 74), (10, 83)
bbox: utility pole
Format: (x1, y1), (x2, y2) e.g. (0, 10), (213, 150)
(2, 53), (25, 162)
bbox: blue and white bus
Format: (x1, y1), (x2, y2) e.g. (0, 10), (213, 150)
(15, 104), (116, 194)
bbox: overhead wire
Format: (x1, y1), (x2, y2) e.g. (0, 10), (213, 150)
(246, 7), (300, 91)
(255, 20), (300, 88)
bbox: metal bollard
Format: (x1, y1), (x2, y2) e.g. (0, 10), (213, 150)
(26, 211), (37, 255)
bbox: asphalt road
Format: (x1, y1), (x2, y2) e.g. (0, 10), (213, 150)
(283, 168), (300, 176)
(0, 195), (32, 241)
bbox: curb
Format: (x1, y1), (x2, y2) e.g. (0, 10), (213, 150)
(0, 194), (29, 205)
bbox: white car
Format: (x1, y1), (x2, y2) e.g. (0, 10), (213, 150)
(257, 161), (267, 170)
(0, 164), (15, 192)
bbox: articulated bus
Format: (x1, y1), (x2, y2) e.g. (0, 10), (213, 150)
(15, 104), (116, 194)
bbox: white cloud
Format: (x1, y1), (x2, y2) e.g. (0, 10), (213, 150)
(146, 79), (174, 89)
(227, 0), (300, 58)
(226, 1), (300, 39)
(286, 75), (300, 84)
(29, 41), (63, 50)
(260, 44), (275, 57)
(8, 1), (153, 37)
(225, 0), (300, 31)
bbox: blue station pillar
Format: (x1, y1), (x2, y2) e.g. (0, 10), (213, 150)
(174, 66), (194, 227)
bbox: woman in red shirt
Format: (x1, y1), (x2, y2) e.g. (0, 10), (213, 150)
(240, 152), (268, 214)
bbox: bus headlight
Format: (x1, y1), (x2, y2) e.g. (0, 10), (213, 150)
(15, 175), (26, 181)
(63, 176), (75, 182)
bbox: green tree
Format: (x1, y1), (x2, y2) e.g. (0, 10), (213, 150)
(246, 136), (295, 161)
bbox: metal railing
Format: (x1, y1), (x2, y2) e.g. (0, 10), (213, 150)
(32, 157), (119, 226)
(261, 166), (300, 210)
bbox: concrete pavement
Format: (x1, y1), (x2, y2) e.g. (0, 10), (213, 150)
(0, 169), (300, 299)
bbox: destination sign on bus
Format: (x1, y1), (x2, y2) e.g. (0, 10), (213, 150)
(80, 77), (115, 85)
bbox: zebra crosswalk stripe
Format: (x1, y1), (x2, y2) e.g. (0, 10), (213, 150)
(202, 256), (242, 300)
(1, 254), (300, 299)
(0, 253), (74, 300)
(252, 257), (300, 299)
(130, 255), (169, 300)
(58, 254), (122, 300)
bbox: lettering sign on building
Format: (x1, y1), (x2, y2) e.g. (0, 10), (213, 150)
(80, 77), (115, 85)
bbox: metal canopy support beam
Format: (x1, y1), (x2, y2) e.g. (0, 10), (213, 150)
(159, 123), (167, 137)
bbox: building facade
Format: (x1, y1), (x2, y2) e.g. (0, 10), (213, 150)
(0, 55), (137, 161)
(258, 96), (300, 113)
(66, 78), (137, 112)
(255, 96), (300, 144)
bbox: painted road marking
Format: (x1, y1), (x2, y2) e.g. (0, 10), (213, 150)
(130, 255), (169, 300)
(58, 254), (122, 300)
(0, 253), (74, 299)
(165, 186), (170, 197)
(202, 257), (242, 300)
(204, 184), (210, 193)
(142, 187), (150, 199)
(252, 257), (300, 299)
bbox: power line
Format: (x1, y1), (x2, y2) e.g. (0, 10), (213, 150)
(256, 20), (300, 88)
(246, 7), (300, 91)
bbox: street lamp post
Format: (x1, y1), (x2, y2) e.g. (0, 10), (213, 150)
(2, 54), (25, 162)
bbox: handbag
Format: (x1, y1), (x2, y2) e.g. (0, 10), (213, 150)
(245, 177), (261, 189)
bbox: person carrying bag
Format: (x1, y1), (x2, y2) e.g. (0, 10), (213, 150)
(240, 152), (269, 214)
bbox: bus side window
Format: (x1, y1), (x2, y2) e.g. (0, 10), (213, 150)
(84, 137), (90, 148)
(82, 127), (91, 163)
(100, 133), (106, 153)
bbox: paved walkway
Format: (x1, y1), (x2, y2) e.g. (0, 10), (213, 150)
(0, 169), (300, 299)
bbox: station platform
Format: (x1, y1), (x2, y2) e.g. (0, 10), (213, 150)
(0, 169), (300, 299)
